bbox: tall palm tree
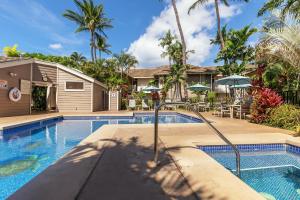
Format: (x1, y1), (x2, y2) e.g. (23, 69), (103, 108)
(95, 34), (112, 59)
(258, 0), (300, 19)
(63, 0), (112, 62)
(70, 52), (86, 65)
(159, 0), (188, 100)
(188, 0), (249, 50)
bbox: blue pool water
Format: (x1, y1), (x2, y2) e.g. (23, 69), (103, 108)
(0, 113), (200, 199)
(200, 144), (300, 200)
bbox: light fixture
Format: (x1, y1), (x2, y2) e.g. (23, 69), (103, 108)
(9, 72), (17, 77)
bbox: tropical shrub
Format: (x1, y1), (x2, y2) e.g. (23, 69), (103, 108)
(207, 91), (216, 107)
(266, 104), (300, 131)
(251, 88), (283, 123)
(3, 44), (21, 57)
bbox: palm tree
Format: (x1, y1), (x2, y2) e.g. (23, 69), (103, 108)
(257, 12), (300, 89)
(188, 0), (249, 50)
(164, 64), (185, 101)
(159, 0), (188, 100)
(114, 52), (138, 79)
(70, 52), (86, 65)
(63, 0), (112, 62)
(95, 34), (112, 59)
(258, 0), (300, 19)
(257, 12), (300, 70)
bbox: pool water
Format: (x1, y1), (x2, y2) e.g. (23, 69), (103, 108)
(0, 113), (200, 199)
(200, 144), (300, 200)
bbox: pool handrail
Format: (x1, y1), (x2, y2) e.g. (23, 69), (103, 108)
(153, 101), (241, 177)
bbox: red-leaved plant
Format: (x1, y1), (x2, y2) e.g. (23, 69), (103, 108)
(251, 88), (283, 123)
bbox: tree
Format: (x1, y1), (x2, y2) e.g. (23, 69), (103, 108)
(95, 33), (112, 59)
(159, 0), (188, 100)
(257, 12), (300, 90)
(258, 0), (300, 19)
(164, 64), (186, 101)
(70, 52), (86, 65)
(113, 51), (138, 79)
(3, 44), (21, 57)
(63, 0), (112, 62)
(159, 31), (194, 101)
(189, 0), (249, 51)
(257, 12), (300, 71)
(212, 25), (257, 75)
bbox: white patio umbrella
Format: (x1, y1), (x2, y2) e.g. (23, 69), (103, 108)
(187, 83), (210, 91)
(216, 75), (251, 86)
(216, 75), (251, 99)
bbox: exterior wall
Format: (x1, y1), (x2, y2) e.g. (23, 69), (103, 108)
(137, 78), (152, 91)
(32, 63), (57, 84)
(0, 64), (31, 117)
(57, 69), (92, 112)
(93, 83), (106, 112)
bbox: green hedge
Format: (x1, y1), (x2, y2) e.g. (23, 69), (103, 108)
(266, 104), (300, 131)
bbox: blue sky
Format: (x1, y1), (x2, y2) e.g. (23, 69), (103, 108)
(0, 0), (266, 67)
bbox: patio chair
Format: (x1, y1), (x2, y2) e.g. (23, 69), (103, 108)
(234, 100), (252, 119)
(128, 99), (136, 110)
(214, 103), (230, 117)
(198, 102), (210, 112)
(142, 99), (150, 110)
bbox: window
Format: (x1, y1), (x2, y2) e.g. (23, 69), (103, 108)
(65, 81), (84, 91)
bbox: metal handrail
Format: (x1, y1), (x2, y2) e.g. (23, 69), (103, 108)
(154, 102), (241, 177)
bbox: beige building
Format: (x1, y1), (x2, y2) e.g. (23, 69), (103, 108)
(0, 58), (108, 117)
(128, 65), (227, 98)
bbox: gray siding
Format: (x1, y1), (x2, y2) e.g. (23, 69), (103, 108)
(0, 64), (31, 117)
(56, 69), (92, 112)
(93, 83), (106, 112)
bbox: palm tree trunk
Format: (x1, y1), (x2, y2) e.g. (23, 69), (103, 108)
(171, 0), (188, 101)
(90, 32), (94, 62)
(214, 0), (225, 50)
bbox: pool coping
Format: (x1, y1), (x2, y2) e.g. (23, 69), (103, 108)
(0, 111), (200, 131)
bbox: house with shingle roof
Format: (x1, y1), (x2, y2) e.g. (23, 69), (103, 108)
(127, 65), (227, 98)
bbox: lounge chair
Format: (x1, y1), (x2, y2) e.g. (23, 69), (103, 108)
(128, 99), (136, 110)
(142, 99), (150, 110)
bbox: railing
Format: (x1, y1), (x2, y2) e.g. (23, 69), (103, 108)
(153, 102), (241, 177)
(280, 90), (300, 106)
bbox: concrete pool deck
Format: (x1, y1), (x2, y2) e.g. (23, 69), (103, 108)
(3, 111), (298, 200)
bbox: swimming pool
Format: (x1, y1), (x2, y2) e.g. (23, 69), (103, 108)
(200, 144), (300, 200)
(0, 113), (201, 199)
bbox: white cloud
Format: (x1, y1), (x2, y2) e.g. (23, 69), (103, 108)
(49, 43), (63, 50)
(127, 0), (241, 67)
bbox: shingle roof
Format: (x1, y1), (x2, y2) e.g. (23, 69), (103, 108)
(128, 65), (218, 78)
(0, 56), (31, 63)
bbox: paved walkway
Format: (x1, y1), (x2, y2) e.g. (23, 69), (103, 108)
(77, 127), (196, 200)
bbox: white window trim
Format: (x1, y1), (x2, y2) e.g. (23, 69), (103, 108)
(64, 81), (85, 92)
